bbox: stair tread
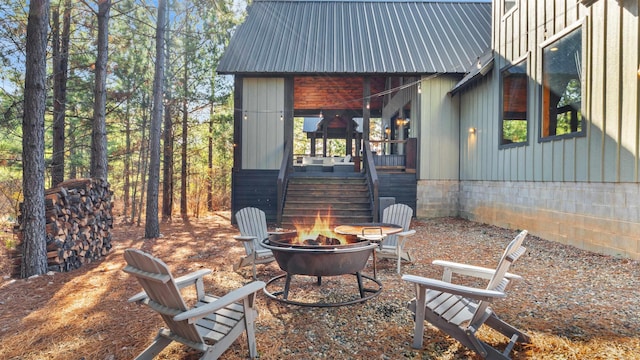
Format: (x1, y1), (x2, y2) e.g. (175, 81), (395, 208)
(282, 173), (372, 225)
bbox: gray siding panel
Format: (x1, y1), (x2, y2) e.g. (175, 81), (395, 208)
(459, 0), (639, 184)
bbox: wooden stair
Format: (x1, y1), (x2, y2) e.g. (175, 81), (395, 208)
(280, 174), (373, 228)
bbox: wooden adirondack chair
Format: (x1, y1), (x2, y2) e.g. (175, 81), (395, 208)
(402, 230), (530, 360)
(378, 203), (416, 273)
(233, 207), (275, 279)
(123, 249), (266, 360)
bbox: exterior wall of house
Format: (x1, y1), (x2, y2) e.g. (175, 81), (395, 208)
(415, 75), (460, 218)
(456, 0), (640, 259)
(418, 75), (460, 180)
(459, 181), (640, 259)
(241, 77), (285, 170)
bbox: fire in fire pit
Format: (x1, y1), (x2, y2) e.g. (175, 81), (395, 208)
(281, 212), (357, 246)
(261, 213), (382, 307)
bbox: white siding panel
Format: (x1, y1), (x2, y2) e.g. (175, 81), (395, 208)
(242, 78), (284, 170)
(419, 76), (459, 180)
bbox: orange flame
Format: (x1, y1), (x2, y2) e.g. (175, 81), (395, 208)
(293, 211), (348, 244)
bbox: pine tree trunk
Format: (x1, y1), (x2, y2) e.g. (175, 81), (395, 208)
(21, 0), (50, 278)
(51, 0), (71, 187)
(145, 0), (166, 238)
(180, 62), (188, 217)
(123, 97), (131, 221)
(90, 0), (110, 181)
(162, 19), (173, 222)
(207, 101), (214, 211)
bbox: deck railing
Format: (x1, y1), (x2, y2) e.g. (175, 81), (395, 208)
(362, 141), (379, 222)
(277, 141), (293, 225)
(367, 138), (416, 173)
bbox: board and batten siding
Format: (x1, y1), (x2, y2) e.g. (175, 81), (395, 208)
(418, 75), (460, 180)
(457, 0), (640, 259)
(241, 78), (285, 170)
(415, 75), (461, 218)
(460, 0), (639, 183)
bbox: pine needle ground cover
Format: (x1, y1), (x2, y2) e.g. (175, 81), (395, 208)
(1, 214), (638, 359)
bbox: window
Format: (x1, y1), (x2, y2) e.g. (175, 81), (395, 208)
(504, 1), (516, 14)
(501, 59), (528, 146)
(541, 26), (583, 139)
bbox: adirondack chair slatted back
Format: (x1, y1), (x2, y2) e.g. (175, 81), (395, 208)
(468, 230), (527, 328)
(123, 249), (204, 344)
(381, 204), (412, 247)
(236, 207), (270, 254)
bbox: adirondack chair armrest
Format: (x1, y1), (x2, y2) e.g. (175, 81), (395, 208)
(174, 269), (213, 289)
(402, 274), (506, 302)
(174, 281), (266, 322)
(432, 260), (522, 281)
(234, 235), (257, 242)
(398, 229), (416, 237)
(397, 229), (416, 248)
(127, 269), (213, 303)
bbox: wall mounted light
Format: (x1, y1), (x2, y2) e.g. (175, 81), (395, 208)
(280, 111), (284, 121)
(366, 99), (370, 109)
(417, 82), (422, 94)
(243, 112), (248, 120)
(469, 127), (476, 134)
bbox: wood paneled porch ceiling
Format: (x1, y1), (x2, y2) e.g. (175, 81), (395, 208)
(294, 76), (386, 111)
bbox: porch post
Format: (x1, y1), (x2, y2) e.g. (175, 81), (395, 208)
(363, 77), (370, 142)
(233, 75), (243, 170)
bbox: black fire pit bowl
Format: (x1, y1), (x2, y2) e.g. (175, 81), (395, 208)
(261, 233), (382, 307)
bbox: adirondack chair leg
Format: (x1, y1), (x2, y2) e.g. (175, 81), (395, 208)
(252, 255), (257, 280)
(244, 303), (259, 359)
(411, 284), (428, 349)
(135, 330), (173, 360)
(485, 313), (531, 343)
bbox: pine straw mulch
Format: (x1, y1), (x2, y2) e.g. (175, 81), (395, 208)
(1, 213), (639, 360)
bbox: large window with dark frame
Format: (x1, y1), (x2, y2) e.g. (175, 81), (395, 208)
(541, 26), (583, 139)
(501, 59), (528, 145)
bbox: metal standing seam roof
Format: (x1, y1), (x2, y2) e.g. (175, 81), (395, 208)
(217, 0), (492, 75)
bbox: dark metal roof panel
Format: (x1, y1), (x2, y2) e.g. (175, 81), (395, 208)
(218, 0), (492, 74)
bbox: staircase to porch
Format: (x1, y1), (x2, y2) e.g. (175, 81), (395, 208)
(280, 173), (373, 228)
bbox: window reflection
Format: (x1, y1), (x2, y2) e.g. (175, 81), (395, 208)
(542, 27), (582, 138)
(501, 59), (528, 145)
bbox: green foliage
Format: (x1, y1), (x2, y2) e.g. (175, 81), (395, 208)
(502, 120), (527, 144)
(555, 79), (582, 136)
(0, 0), (245, 218)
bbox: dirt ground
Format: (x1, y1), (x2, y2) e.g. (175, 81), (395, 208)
(1, 213), (639, 359)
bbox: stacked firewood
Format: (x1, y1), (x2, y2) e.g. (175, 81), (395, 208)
(12, 178), (113, 276)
